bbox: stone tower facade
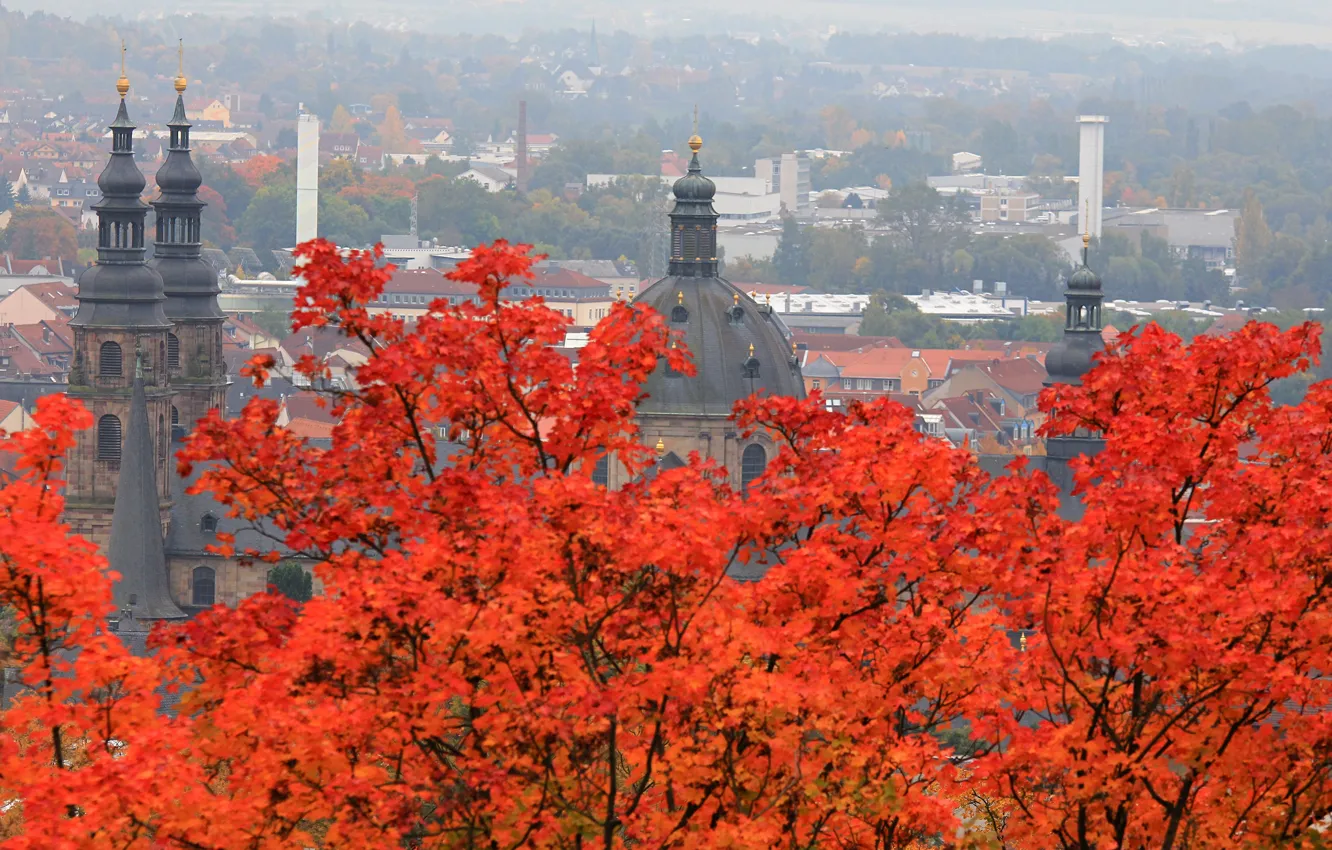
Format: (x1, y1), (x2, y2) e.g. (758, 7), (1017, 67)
(150, 69), (226, 434)
(66, 77), (174, 546)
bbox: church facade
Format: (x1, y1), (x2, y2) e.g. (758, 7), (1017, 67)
(64, 65), (266, 621)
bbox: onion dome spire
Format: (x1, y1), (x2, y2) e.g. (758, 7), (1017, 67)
(71, 56), (169, 331)
(151, 41), (222, 322)
(668, 111), (718, 278)
(1045, 224), (1105, 386)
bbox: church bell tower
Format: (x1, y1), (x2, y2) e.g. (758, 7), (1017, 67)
(150, 43), (226, 434)
(65, 54), (174, 545)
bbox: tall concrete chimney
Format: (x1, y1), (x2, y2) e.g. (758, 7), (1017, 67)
(1077, 115), (1108, 239)
(296, 108), (319, 245)
(516, 100), (529, 194)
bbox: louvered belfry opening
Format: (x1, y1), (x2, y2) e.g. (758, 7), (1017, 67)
(97, 414), (123, 460)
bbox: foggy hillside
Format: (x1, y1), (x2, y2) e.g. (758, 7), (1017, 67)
(17, 0), (1332, 45)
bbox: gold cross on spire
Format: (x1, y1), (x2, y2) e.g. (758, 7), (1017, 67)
(116, 40), (130, 98)
(175, 39), (188, 94)
(689, 105), (702, 153)
(1083, 200), (1091, 249)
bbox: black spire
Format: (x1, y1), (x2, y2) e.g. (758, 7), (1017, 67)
(107, 366), (186, 621)
(71, 77), (170, 331)
(667, 133), (718, 278)
(151, 59), (223, 322)
(1045, 234), (1105, 386)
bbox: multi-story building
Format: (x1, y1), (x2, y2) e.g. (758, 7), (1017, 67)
(980, 191), (1041, 223)
(754, 152), (812, 218)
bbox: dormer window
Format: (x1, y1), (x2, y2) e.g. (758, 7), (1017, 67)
(200, 513), (218, 534)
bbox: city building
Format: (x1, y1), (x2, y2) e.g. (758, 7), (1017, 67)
(980, 191), (1041, 224)
(754, 152), (812, 218)
(1102, 207), (1238, 269)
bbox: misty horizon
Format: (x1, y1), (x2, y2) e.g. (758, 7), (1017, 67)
(17, 0), (1332, 47)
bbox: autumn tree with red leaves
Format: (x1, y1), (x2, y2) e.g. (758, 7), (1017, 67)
(2, 240), (1332, 849)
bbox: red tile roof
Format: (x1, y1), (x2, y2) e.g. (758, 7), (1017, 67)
(793, 333), (903, 352)
(285, 417), (334, 440)
(282, 391), (338, 425)
(976, 358), (1049, 396)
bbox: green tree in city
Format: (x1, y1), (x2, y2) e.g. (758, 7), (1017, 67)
(267, 562), (313, 603)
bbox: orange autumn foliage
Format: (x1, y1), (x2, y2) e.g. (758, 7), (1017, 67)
(233, 154), (285, 190)
(1, 241), (1332, 849)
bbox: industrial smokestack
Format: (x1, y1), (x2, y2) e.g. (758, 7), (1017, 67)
(972, 279), (983, 294)
(516, 100), (529, 194)
(296, 107), (319, 245)
(1077, 115), (1108, 239)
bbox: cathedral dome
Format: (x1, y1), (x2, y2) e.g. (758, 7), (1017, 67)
(635, 279), (805, 416)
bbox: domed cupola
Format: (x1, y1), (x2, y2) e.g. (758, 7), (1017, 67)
(667, 132), (720, 279)
(71, 58), (170, 332)
(1045, 232), (1105, 386)
(634, 131), (805, 417)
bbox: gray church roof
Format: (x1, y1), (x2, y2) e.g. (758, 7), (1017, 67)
(107, 376), (186, 620)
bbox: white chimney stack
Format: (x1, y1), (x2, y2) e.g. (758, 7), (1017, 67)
(1077, 115), (1108, 239)
(296, 109), (319, 245)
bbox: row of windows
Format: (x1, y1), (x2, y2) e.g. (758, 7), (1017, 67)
(589, 445), (767, 491)
(99, 220), (144, 251)
(156, 215), (200, 244)
(97, 336), (181, 377)
(96, 405), (183, 460)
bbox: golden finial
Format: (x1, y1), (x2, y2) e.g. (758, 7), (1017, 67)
(655, 437), (666, 457)
(688, 104), (703, 153)
(1019, 631), (1028, 652)
(732, 292), (739, 306)
(748, 342), (755, 357)
(677, 290), (683, 305)
(1083, 201), (1091, 250)
(765, 292), (771, 306)
(791, 340), (797, 356)
(174, 39), (187, 94)
(615, 285), (623, 301)
(116, 40), (130, 98)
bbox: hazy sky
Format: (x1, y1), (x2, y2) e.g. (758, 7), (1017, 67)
(22, 0), (1332, 46)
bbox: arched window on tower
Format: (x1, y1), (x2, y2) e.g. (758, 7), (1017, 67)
(741, 444), (766, 492)
(191, 566), (216, 607)
(167, 333), (180, 370)
(97, 414), (122, 461)
(592, 455), (609, 487)
(99, 341), (122, 376)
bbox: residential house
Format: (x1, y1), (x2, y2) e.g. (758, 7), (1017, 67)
(320, 133), (360, 160)
(186, 97), (232, 128)
(458, 165), (514, 193)
(0, 280), (78, 325)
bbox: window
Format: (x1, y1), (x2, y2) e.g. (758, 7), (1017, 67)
(97, 414), (122, 460)
(200, 513), (218, 534)
(811, 379), (821, 390)
(191, 566), (216, 607)
(857, 378), (872, 391)
(592, 456), (609, 487)
(741, 444), (766, 492)
(171, 406), (179, 426)
(99, 341), (122, 376)
(167, 333), (180, 369)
